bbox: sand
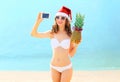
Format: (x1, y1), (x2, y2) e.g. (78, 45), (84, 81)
(0, 70), (120, 82)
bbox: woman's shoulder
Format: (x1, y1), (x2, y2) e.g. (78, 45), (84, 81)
(46, 30), (54, 39)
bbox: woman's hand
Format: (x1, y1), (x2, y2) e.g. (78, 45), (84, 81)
(69, 42), (79, 57)
(31, 12), (52, 38)
(73, 43), (80, 48)
(36, 12), (43, 23)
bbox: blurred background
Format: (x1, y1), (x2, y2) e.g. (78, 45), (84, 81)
(0, 0), (120, 71)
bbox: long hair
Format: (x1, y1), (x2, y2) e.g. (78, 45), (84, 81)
(51, 18), (72, 37)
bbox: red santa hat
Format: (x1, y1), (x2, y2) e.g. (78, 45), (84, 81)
(56, 6), (72, 20)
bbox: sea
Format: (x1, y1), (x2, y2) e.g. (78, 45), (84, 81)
(0, 0), (120, 71)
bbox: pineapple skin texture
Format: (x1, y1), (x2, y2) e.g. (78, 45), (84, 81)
(71, 30), (82, 44)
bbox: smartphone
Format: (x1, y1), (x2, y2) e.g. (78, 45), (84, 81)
(42, 13), (49, 18)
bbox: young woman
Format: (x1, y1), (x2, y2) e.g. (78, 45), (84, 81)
(31, 6), (81, 82)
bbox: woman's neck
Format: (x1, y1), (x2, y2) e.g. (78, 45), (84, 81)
(59, 26), (65, 32)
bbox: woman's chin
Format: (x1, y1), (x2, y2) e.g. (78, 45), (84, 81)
(57, 23), (64, 26)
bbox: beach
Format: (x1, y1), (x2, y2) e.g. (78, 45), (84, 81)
(0, 70), (120, 82)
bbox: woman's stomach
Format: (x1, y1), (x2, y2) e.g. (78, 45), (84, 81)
(51, 48), (71, 66)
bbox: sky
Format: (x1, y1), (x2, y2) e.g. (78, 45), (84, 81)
(0, 0), (120, 56)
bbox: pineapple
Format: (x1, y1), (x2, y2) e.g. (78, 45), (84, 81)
(71, 13), (85, 44)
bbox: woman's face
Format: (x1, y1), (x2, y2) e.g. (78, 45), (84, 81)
(55, 16), (66, 27)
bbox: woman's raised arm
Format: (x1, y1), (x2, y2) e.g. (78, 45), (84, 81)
(31, 13), (51, 38)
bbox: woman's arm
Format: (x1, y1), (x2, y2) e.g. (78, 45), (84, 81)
(31, 13), (51, 38)
(69, 32), (82, 57)
(69, 43), (79, 57)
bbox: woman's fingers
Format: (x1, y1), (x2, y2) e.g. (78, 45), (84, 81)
(37, 12), (43, 22)
(38, 12), (42, 19)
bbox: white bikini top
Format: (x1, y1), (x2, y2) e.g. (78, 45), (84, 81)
(51, 38), (70, 49)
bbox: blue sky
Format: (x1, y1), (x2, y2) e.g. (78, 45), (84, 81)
(0, 0), (120, 56)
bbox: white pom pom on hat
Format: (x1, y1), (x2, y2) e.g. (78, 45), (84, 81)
(55, 6), (72, 21)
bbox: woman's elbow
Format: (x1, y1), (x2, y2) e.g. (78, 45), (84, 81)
(31, 32), (34, 36)
(31, 32), (36, 37)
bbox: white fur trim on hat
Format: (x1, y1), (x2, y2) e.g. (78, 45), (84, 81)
(55, 12), (69, 18)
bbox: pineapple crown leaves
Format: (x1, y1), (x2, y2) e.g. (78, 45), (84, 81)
(74, 13), (85, 28)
